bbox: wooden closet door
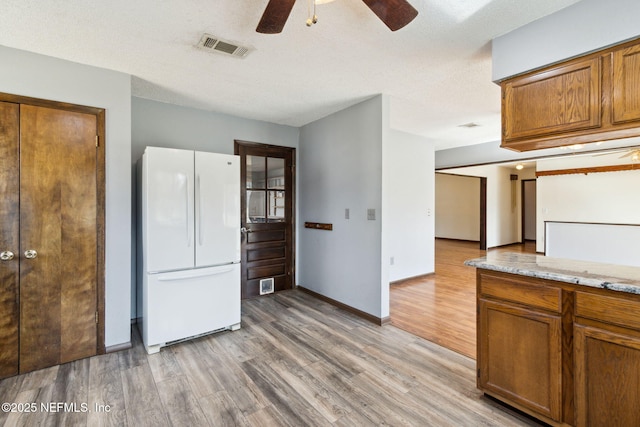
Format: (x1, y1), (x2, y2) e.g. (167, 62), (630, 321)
(0, 101), (20, 379)
(19, 104), (98, 373)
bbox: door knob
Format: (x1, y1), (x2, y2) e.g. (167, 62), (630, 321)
(0, 251), (14, 261)
(240, 227), (252, 234)
(24, 249), (37, 259)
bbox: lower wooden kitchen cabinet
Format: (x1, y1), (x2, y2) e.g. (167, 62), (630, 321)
(476, 269), (640, 427)
(573, 292), (640, 427)
(478, 298), (563, 422)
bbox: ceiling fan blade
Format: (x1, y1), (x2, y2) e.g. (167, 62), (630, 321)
(620, 149), (640, 158)
(256, 0), (296, 34)
(361, 0), (418, 31)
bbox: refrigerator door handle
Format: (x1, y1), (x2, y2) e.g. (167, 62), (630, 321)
(156, 266), (236, 281)
(185, 176), (191, 248)
(197, 174), (203, 246)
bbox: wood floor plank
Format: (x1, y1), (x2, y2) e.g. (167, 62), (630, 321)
(155, 375), (209, 427)
(45, 359), (90, 427)
(88, 352), (128, 427)
(147, 347), (181, 384)
(171, 341), (224, 399)
(240, 359), (332, 427)
(0, 375), (23, 426)
(198, 390), (251, 427)
(244, 404), (295, 427)
(203, 338), (271, 415)
(268, 356), (354, 423)
(120, 364), (169, 427)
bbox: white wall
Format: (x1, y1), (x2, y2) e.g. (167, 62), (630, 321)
(131, 97), (300, 318)
(435, 174), (480, 241)
(536, 154), (640, 252)
(298, 96), (384, 318)
(493, 0), (640, 81)
(440, 165), (522, 248)
(0, 45), (132, 348)
(384, 129), (435, 282)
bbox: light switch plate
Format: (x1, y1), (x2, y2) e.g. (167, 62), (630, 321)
(367, 208), (376, 220)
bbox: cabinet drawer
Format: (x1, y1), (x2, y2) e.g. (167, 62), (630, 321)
(479, 272), (562, 313)
(575, 291), (640, 331)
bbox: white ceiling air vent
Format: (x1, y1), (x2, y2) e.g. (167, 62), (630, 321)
(196, 33), (252, 59)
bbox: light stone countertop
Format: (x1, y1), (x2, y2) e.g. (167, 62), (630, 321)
(464, 252), (640, 295)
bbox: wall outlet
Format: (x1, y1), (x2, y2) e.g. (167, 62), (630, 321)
(390, 256), (395, 265)
(345, 208), (350, 219)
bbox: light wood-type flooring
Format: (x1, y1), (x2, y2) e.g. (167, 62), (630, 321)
(390, 238), (537, 359)
(0, 289), (542, 426)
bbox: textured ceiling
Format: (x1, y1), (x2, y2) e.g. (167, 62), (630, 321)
(0, 0), (581, 150)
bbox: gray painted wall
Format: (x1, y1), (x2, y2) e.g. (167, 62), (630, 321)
(493, 0), (640, 81)
(131, 97), (300, 319)
(131, 97), (299, 162)
(298, 96), (384, 318)
(0, 45), (132, 348)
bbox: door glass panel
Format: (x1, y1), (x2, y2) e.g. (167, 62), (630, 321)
(247, 190), (265, 223)
(267, 157), (285, 190)
(268, 190), (285, 222)
(246, 155), (265, 189)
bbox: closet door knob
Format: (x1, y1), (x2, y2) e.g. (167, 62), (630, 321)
(24, 249), (37, 259)
(0, 251), (14, 261)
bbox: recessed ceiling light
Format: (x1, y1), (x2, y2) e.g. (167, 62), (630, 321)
(516, 164), (524, 170)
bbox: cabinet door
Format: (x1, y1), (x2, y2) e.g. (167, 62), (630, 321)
(478, 299), (563, 421)
(611, 43), (640, 124)
(574, 322), (640, 427)
(503, 57), (601, 142)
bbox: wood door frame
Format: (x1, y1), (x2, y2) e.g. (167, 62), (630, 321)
(521, 179), (536, 244)
(0, 92), (106, 355)
(234, 140), (296, 295)
(480, 177), (487, 250)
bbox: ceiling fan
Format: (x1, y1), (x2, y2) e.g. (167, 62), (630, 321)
(620, 148), (640, 162)
(592, 147), (640, 161)
(256, 0), (418, 34)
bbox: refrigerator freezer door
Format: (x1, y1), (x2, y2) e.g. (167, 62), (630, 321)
(143, 264), (241, 350)
(195, 152), (241, 267)
(143, 147), (195, 272)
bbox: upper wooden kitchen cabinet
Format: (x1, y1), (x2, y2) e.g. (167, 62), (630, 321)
(611, 42), (640, 125)
(501, 37), (640, 151)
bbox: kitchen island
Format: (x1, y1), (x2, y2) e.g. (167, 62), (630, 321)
(465, 252), (640, 427)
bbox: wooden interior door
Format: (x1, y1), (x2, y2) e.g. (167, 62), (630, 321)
(235, 141), (295, 299)
(19, 104), (99, 373)
(0, 101), (20, 378)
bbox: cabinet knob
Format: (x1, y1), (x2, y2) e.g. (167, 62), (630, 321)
(0, 251), (14, 261)
(24, 249), (37, 259)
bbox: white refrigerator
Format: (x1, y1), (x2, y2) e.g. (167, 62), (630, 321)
(138, 147), (241, 354)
